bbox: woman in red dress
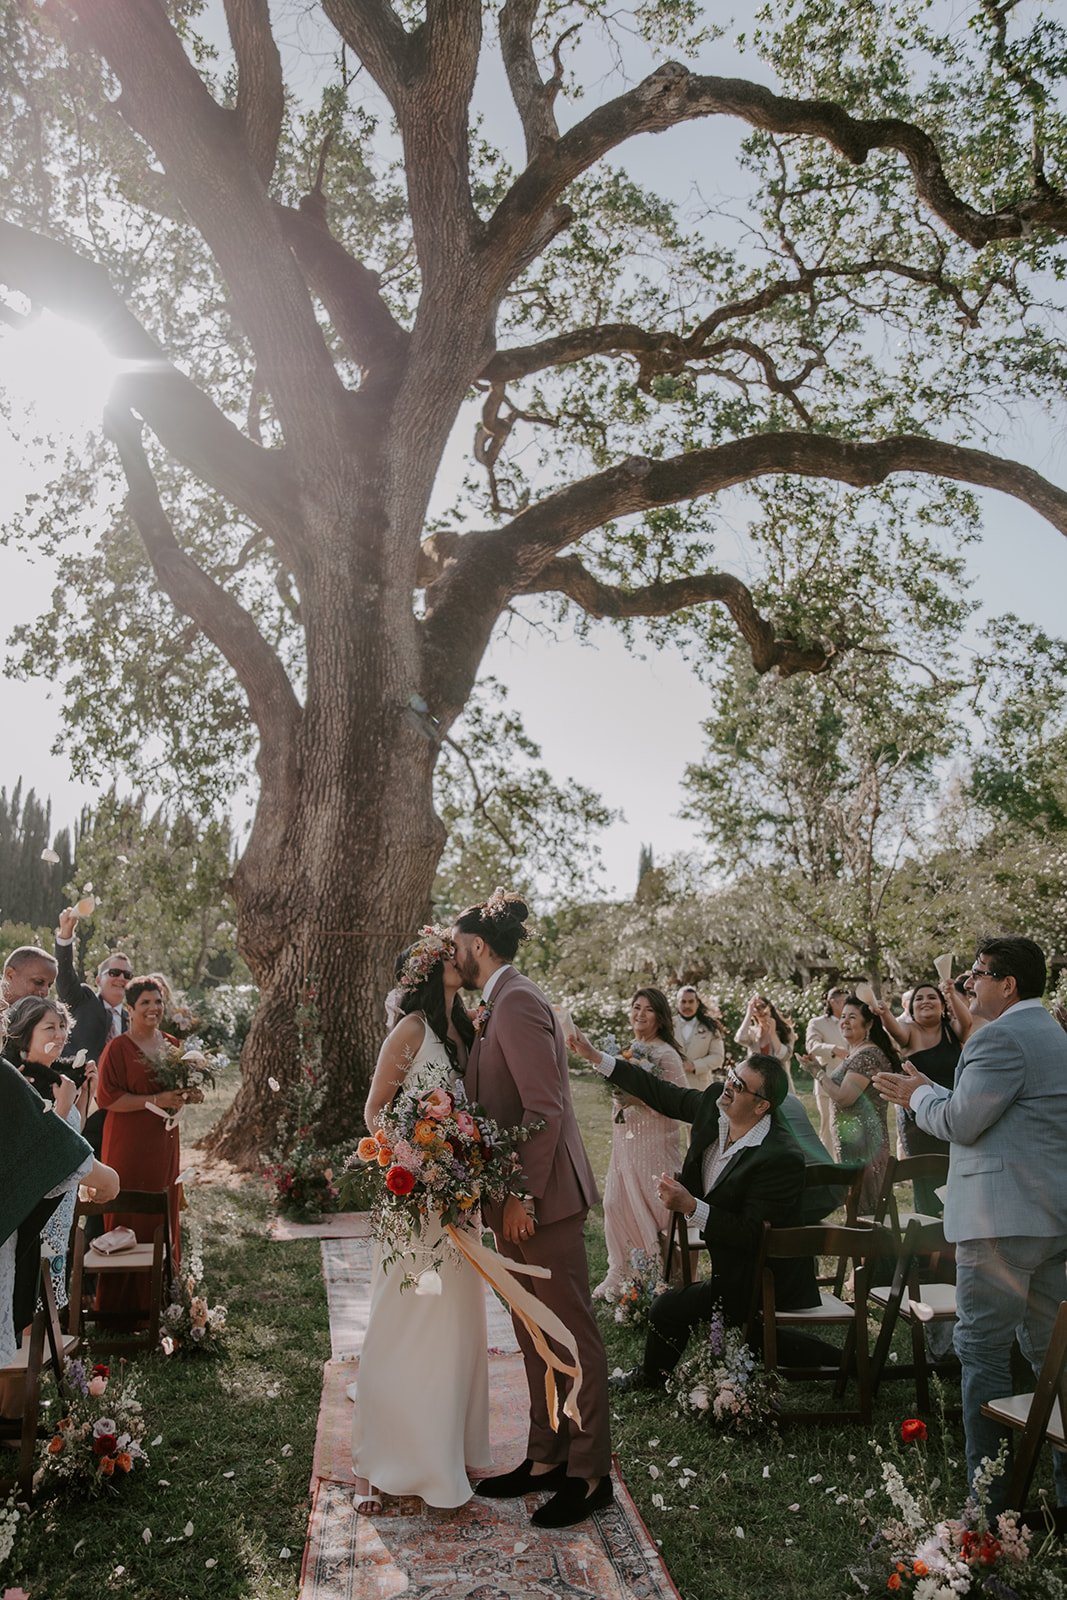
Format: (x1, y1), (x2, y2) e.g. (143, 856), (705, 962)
(96, 976), (200, 1316)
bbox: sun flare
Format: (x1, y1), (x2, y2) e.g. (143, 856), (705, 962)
(0, 309), (122, 439)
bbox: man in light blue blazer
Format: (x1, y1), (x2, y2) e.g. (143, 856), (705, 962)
(876, 936), (1067, 1512)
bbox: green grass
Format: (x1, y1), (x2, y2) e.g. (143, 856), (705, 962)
(7, 1069), (1057, 1600)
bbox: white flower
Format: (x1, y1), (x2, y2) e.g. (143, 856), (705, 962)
(93, 1417), (118, 1438)
(648, 1464), (660, 1480)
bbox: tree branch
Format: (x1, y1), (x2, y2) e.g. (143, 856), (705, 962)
(319, 0), (416, 112)
(499, 0), (561, 157)
(0, 218), (294, 535)
(523, 556), (834, 677)
(62, 0), (349, 457)
(223, 0), (285, 184)
(274, 198), (408, 374)
(103, 403), (302, 777)
(485, 65), (1067, 290)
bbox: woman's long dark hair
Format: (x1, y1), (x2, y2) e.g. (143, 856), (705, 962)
(1, 995), (70, 1062)
(395, 950), (474, 1070)
(843, 995), (902, 1071)
(757, 994), (795, 1048)
(906, 983), (951, 1026)
(633, 987), (684, 1057)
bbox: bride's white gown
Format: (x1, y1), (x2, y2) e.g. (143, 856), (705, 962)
(351, 1017), (492, 1507)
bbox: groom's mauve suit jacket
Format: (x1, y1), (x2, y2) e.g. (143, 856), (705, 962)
(467, 967), (599, 1232)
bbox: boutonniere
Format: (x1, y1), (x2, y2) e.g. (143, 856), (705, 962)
(470, 1001), (492, 1035)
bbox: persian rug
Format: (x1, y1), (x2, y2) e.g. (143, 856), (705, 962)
(269, 1212), (376, 1242)
(298, 1461), (682, 1600)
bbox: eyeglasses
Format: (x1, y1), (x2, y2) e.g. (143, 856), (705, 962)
(103, 968), (132, 980)
(968, 964), (1005, 981)
(726, 1066), (766, 1099)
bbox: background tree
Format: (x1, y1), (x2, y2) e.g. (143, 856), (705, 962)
(0, 0), (1065, 1160)
(0, 780), (72, 929)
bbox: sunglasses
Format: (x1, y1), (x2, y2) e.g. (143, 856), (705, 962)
(726, 1066), (766, 1099)
(103, 968), (132, 980)
(968, 965), (1005, 981)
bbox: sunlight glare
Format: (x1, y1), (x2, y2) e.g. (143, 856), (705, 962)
(0, 310), (122, 439)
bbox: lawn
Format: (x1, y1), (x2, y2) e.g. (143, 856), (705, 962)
(6, 1070), (1057, 1600)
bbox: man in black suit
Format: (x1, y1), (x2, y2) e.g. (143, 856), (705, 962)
(570, 1032), (820, 1389)
(54, 906), (132, 1156)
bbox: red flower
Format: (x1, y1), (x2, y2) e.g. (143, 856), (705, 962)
(385, 1166), (415, 1196)
(92, 1363), (110, 1377)
(900, 1418), (927, 1443)
(92, 1432), (118, 1457)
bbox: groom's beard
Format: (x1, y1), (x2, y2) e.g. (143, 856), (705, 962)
(455, 953), (481, 990)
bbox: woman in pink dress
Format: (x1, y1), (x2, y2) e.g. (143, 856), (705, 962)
(589, 988), (687, 1301)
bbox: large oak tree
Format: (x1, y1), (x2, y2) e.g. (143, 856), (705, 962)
(1, 0), (1065, 1161)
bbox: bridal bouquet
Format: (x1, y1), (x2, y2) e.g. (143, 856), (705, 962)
(151, 1037), (227, 1095)
(613, 1041), (665, 1125)
(668, 1306), (779, 1434)
(344, 1080), (542, 1285)
(37, 1360), (149, 1494)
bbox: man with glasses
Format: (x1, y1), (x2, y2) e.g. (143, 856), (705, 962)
(875, 936), (1067, 1513)
(55, 905), (132, 1157)
(568, 1029), (820, 1390)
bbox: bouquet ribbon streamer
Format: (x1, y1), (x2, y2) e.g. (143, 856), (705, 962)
(444, 1224), (583, 1434)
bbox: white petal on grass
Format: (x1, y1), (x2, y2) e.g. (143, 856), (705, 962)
(279, 1548), (291, 1559)
(142, 1528), (152, 1544)
(648, 1464), (660, 1479)
(205, 1558), (217, 1569)
(762, 1466), (771, 1478)
(281, 1443), (293, 1457)
(651, 1492), (665, 1510)
(788, 1503), (800, 1512)
(735, 1527), (745, 1539)
(184, 1522), (194, 1537)
(151, 1434), (163, 1446)
(647, 1437), (660, 1448)
(222, 1470), (235, 1478)
(668, 1456), (681, 1468)
(808, 1474), (823, 1484)
(157, 1479), (171, 1486)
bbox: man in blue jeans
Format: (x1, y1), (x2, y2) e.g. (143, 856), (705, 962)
(876, 936), (1067, 1513)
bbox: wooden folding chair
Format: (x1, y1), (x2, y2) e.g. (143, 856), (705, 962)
(868, 1154), (949, 1239)
(68, 1190), (173, 1354)
(981, 1299), (1067, 1514)
(752, 1221), (895, 1426)
(663, 1207), (706, 1287)
(0, 1257), (80, 1501)
(869, 1216), (957, 1410)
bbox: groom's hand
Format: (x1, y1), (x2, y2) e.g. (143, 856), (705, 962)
(502, 1193), (536, 1246)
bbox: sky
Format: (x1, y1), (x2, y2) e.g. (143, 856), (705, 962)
(1, 4), (1066, 900)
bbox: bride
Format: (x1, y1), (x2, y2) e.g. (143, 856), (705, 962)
(351, 929), (492, 1512)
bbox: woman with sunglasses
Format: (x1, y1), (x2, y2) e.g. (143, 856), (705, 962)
(800, 994), (901, 1212)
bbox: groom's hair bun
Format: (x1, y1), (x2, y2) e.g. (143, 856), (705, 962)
(455, 888), (530, 961)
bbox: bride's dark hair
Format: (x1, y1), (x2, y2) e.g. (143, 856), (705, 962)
(454, 890), (530, 961)
(394, 949), (474, 1069)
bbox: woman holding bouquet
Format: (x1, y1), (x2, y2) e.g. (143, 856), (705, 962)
(351, 930), (491, 1513)
(580, 988), (687, 1302)
(95, 975), (199, 1317)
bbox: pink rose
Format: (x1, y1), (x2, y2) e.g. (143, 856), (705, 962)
(454, 1111), (477, 1138)
(422, 1087), (453, 1121)
(88, 1375), (108, 1397)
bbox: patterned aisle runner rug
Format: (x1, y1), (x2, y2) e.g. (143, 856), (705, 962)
(270, 1212), (377, 1242)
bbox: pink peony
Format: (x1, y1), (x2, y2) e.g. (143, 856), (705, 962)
(454, 1111), (477, 1138)
(421, 1087), (453, 1121)
(88, 1375), (108, 1397)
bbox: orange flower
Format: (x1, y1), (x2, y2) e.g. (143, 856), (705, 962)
(913, 1561), (928, 1577)
(887, 1575), (901, 1592)
(457, 1194), (476, 1211)
(413, 1120), (438, 1147)
(357, 1137), (379, 1162)
(374, 1129), (390, 1145)
(377, 1148), (393, 1167)
(98, 1455), (116, 1476)
(47, 1434), (65, 1455)
(115, 1452), (133, 1473)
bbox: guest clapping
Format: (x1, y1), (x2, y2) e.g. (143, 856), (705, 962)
(804, 987), (848, 1149)
(871, 982), (967, 1216)
(735, 994), (796, 1091)
(800, 994), (900, 1212)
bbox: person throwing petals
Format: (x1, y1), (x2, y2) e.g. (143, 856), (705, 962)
(452, 890), (613, 1530)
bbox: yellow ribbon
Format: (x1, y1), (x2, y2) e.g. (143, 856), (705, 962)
(444, 1223), (584, 1434)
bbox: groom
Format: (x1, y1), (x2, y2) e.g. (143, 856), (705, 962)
(452, 892), (613, 1529)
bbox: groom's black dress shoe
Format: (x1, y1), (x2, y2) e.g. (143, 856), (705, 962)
(474, 1459), (568, 1498)
(608, 1367), (663, 1393)
(530, 1474), (614, 1528)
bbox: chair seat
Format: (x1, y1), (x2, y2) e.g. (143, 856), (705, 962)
(83, 1244), (158, 1272)
(870, 1283), (957, 1320)
(776, 1290), (853, 1323)
(983, 1394), (1066, 1450)
(0, 1332), (79, 1377)
(897, 1210), (941, 1230)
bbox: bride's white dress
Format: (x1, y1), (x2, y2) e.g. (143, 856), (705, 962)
(351, 1017), (492, 1507)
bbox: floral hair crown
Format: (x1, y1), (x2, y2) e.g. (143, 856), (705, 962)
(397, 926), (454, 993)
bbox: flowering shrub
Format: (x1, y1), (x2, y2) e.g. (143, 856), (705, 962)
(611, 1249), (669, 1328)
(36, 1360), (148, 1494)
(0, 1492), (20, 1578)
(857, 1423), (1067, 1597)
(668, 1306), (779, 1434)
(160, 1240), (227, 1356)
(262, 994), (351, 1219)
(193, 983), (258, 1057)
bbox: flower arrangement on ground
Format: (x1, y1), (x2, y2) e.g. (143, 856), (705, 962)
(341, 1077), (542, 1284)
(0, 1492), (20, 1579)
(668, 1306), (779, 1434)
(36, 1360), (148, 1494)
(612, 1248), (669, 1327)
(263, 994), (349, 1219)
(160, 1240), (227, 1356)
(859, 1419), (1067, 1597)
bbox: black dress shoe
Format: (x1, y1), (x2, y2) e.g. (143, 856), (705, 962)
(608, 1367), (662, 1393)
(530, 1474), (614, 1528)
(474, 1459), (568, 1498)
